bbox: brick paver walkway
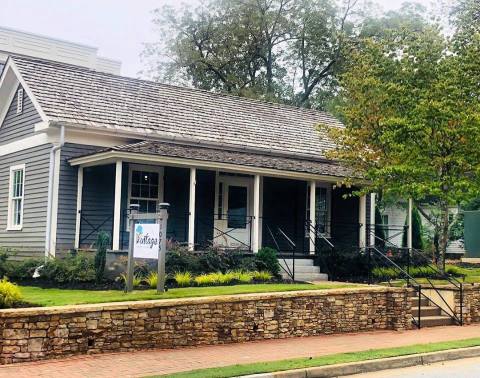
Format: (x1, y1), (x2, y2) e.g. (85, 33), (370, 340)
(2, 325), (480, 378)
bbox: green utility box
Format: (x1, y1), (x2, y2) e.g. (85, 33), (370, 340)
(464, 210), (480, 257)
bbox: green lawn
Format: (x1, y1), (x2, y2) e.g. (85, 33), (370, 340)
(153, 337), (480, 378)
(19, 282), (359, 307)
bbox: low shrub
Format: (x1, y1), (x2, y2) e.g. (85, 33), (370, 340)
(5, 259), (43, 281)
(252, 270), (273, 282)
(255, 247), (280, 277)
(174, 271), (192, 287)
(0, 278), (22, 308)
(40, 254), (96, 284)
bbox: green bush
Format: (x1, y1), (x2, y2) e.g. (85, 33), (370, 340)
(4, 259), (43, 281)
(41, 254), (96, 284)
(0, 278), (22, 308)
(94, 231), (110, 282)
(255, 247), (280, 277)
(194, 272), (236, 286)
(174, 271), (192, 287)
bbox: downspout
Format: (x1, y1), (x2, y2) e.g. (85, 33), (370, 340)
(45, 126), (65, 260)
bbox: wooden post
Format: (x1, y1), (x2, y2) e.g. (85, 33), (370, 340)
(157, 203), (169, 293)
(252, 174), (261, 253)
(188, 168), (196, 251)
(74, 166), (83, 249)
(369, 193), (376, 247)
(309, 181), (316, 255)
(359, 195), (367, 248)
(112, 160), (123, 251)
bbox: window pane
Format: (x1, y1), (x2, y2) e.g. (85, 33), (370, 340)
(227, 186), (247, 229)
(150, 185), (158, 198)
(140, 184), (150, 198)
(132, 171), (140, 183)
(131, 184), (140, 197)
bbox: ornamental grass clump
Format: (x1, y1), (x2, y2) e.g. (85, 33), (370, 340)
(0, 278), (22, 308)
(252, 270), (273, 282)
(174, 271), (193, 287)
(146, 272), (158, 289)
(230, 270), (253, 284)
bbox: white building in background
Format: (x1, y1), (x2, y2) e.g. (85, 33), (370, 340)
(0, 26), (121, 75)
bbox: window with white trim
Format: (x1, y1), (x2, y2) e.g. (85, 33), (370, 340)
(16, 88), (24, 114)
(8, 165), (25, 230)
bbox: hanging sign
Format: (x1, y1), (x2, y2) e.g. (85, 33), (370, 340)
(133, 223), (160, 259)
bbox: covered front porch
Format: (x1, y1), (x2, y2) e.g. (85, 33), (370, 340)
(69, 143), (367, 256)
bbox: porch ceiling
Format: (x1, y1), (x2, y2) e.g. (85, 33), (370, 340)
(69, 140), (357, 181)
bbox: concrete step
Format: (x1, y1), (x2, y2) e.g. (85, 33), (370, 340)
(412, 315), (454, 327)
(279, 258), (314, 265)
(286, 272), (328, 282)
(279, 259), (314, 268)
(409, 297), (430, 307)
(281, 265), (321, 274)
(411, 306), (442, 317)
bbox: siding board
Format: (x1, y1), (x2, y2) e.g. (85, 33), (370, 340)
(0, 144), (51, 259)
(0, 85), (41, 144)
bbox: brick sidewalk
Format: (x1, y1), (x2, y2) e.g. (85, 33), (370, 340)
(2, 325), (480, 378)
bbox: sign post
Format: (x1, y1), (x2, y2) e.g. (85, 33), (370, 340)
(126, 203), (169, 293)
(157, 203), (169, 293)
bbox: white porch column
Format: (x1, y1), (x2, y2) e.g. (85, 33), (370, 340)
(188, 168), (196, 251)
(369, 193), (376, 246)
(112, 160), (123, 251)
(359, 194), (367, 248)
(407, 198), (413, 250)
(309, 180), (316, 255)
(74, 166), (84, 249)
(252, 174), (261, 253)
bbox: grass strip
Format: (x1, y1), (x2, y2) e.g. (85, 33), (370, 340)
(19, 283), (359, 307)
(153, 337), (480, 378)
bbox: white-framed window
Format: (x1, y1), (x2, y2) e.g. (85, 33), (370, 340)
(306, 183), (332, 235)
(127, 164), (164, 214)
(7, 164), (25, 230)
(16, 88), (24, 114)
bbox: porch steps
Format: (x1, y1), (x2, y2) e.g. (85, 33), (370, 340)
(278, 258), (328, 282)
(409, 295), (454, 327)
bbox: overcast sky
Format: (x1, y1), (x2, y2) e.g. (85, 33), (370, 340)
(0, 0), (437, 77)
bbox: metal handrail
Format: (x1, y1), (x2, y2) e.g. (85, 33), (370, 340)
(265, 224), (295, 281)
(367, 242), (463, 327)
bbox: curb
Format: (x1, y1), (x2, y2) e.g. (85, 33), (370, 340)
(241, 346), (480, 377)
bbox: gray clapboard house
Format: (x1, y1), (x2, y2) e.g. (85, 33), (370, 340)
(0, 55), (371, 278)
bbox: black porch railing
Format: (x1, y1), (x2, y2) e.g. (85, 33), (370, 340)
(78, 209), (113, 249)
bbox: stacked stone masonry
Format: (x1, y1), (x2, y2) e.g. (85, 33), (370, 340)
(0, 287), (411, 364)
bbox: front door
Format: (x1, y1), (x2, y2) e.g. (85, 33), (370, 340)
(214, 175), (253, 249)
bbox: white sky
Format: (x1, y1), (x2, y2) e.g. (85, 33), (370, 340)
(0, 0), (437, 77)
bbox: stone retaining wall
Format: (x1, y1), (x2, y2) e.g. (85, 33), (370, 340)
(0, 287), (410, 364)
(454, 284), (480, 324)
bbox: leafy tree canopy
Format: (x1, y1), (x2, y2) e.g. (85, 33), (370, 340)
(142, 0), (369, 109)
(324, 3), (480, 269)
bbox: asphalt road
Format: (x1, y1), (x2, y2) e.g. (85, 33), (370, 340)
(343, 356), (480, 378)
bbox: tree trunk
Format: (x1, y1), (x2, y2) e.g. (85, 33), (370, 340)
(437, 202), (449, 274)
